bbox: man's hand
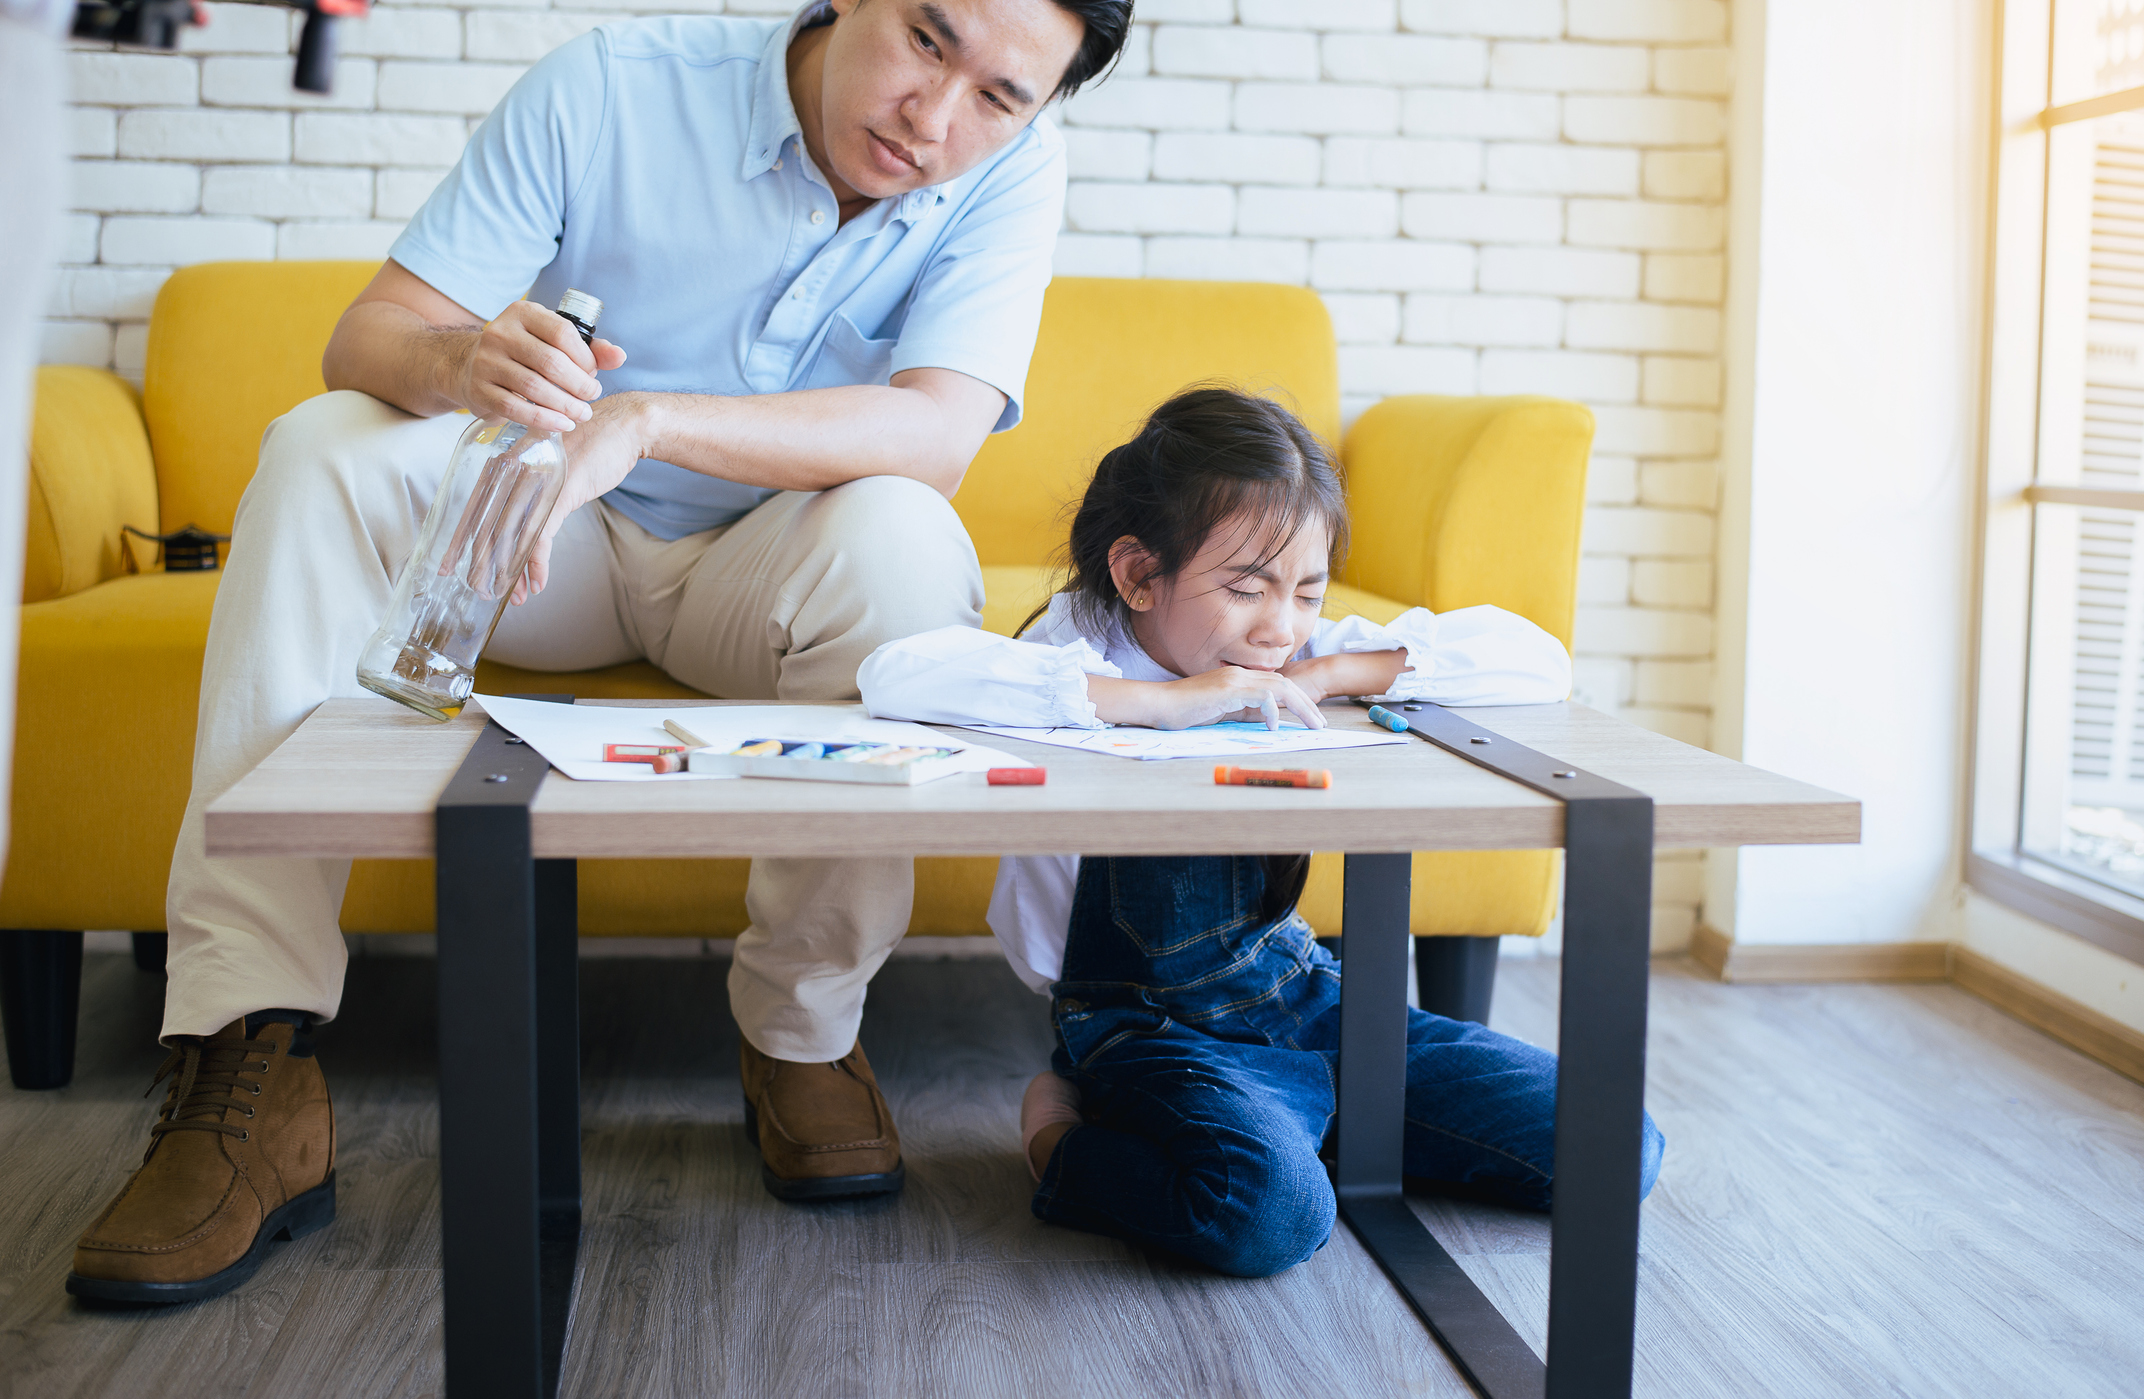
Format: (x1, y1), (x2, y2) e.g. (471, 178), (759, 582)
(1089, 669), (1328, 732)
(454, 300), (628, 436)
(323, 261), (630, 430)
(513, 392), (655, 602)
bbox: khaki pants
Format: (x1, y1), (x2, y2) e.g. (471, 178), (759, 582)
(164, 390), (983, 1059)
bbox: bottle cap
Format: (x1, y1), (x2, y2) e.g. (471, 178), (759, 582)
(556, 288), (603, 329)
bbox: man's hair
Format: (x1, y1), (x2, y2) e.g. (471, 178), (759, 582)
(1050, 0), (1134, 101)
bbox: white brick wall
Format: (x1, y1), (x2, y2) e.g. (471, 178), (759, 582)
(43, 0), (1727, 944)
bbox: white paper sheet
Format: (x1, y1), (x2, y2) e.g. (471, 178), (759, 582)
(472, 695), (1031, 782)
(956, 719), (1410, 762)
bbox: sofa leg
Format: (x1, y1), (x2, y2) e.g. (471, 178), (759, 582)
(1416, 935), (1499, 1026)
(131, 932), (168, 973)
(1, 930), (84, 1090)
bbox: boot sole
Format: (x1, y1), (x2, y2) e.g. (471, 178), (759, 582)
(66, 1172), (337, 1306)
(744, 1102), (906, 1202)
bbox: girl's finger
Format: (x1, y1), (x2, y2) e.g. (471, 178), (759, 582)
(1275, 676), (1326, 730)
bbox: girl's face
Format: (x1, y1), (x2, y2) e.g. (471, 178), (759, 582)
(1110, 512), (1334, 678)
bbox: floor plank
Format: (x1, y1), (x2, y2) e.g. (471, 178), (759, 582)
(3, 951), (2142, 1398)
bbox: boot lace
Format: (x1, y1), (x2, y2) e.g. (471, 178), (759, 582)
(144, 1031), (273, 1160)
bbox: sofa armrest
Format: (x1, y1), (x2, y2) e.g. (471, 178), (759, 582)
(1338, 394), (1593, 648)
(25, 365), (160, 603)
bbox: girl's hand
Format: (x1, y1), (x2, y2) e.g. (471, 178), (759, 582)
(1089, 669), (1328, 732)
(1281, 650), (1410, 704)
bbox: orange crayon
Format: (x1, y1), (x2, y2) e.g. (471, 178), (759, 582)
(1215, 766), (1332, 789)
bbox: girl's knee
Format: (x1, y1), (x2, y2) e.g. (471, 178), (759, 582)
(1187, 1146), (1336, 1279)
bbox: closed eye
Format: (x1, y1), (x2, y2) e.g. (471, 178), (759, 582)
(1298, 594), (1324, 608)
(1226, 587), (1261, 602)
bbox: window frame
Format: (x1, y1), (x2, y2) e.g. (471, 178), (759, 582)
(1968, 0), (2144, 967)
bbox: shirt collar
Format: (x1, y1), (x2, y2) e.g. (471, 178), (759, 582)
(742, 0), (950, 222)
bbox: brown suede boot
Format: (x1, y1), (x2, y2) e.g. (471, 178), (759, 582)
(68, 1015), (336, 1304)
(740, 1038), (904, 1201)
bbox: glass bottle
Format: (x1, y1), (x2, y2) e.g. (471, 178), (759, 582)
(356, 289), (604, 721)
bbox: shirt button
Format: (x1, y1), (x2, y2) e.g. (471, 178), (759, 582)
(810, 210), (825, 225)
(773, 158), (782, 170)
(791, 289), (802, 299)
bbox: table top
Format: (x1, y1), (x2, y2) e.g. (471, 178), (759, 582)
(203, 698), (1859, 860)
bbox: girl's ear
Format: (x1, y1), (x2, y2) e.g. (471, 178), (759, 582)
(1107, 535), (1160, 612)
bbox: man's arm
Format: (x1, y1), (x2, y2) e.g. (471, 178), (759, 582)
(521, 371), (1003, 597)
(602, 370), (1006, 499)
(326, 258), (1005, 505)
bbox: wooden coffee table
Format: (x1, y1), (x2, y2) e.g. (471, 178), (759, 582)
(206, 696), (1857, 1399)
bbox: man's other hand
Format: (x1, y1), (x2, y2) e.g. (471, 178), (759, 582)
(457, 300), (629, 436)
(514, 392), (652, 603)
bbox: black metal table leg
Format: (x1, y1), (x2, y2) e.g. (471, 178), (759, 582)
(436, 703), (579, 1399)
(534, 855), (581, 1394)
(1546, 795), (1654, 1397)
(1341, 701), (1654, 1399)
(1339, 855), (1548, 1399)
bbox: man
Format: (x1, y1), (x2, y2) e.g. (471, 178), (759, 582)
(66, 0), (1131, 1305)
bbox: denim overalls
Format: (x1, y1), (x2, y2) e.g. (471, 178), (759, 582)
(1031, 856), (1666, 1278)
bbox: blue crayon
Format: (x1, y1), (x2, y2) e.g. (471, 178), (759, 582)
(783, 742), (826, 759)
(1366, 704), (1408, 733)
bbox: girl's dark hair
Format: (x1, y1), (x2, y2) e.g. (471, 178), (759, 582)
(1028, 385), (1349, 643)
(1030, 384), (1348, 924)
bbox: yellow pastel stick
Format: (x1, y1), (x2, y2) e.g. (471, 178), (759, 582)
(665, 718), (711, 748)
(730, 739), (783, 757)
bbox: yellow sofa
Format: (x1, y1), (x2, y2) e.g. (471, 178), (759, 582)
(7, 262), (1589, 1022)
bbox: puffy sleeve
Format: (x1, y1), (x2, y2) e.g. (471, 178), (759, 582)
(1307, 605), (1572, 706)
(858, 626), (1121, 728)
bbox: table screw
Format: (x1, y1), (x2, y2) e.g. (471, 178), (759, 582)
(504, 737), (525, 745)
(485, 774), (510, 784)
(1403, 704), (1423, 711)
(1470, 736), (1491, 744)
(1552, 771), (1576, 779)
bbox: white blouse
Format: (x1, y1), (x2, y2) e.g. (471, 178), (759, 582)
(857, 593), (1573, 993)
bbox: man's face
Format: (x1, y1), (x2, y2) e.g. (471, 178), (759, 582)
(815, 0), (1086, 198)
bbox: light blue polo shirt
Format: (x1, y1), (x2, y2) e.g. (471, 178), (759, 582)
(388, 4), (1067, 539)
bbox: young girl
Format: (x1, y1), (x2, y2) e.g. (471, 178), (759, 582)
(859, 387), (1665, 1278)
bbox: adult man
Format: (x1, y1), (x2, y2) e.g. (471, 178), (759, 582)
(66, 0), (1130, 1305)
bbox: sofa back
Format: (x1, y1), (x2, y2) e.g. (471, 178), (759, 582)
(140, 265), (1339, 566)
(144, 261), (376, 539)
(954, 279), (1337, 566)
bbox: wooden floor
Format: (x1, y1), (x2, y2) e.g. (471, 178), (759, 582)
(3, 950), (2142, 1399)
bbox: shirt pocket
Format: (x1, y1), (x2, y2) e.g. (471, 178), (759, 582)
(802, 311), (898, 391)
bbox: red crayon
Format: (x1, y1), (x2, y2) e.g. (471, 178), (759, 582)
(1214, 766), (1332, 789)
(987, 767), (1046, 786)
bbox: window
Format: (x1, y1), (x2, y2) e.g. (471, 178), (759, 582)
(1972, 0), (2144, 961)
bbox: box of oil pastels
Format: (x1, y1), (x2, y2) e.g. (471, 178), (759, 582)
(687, 737), (970, 785)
